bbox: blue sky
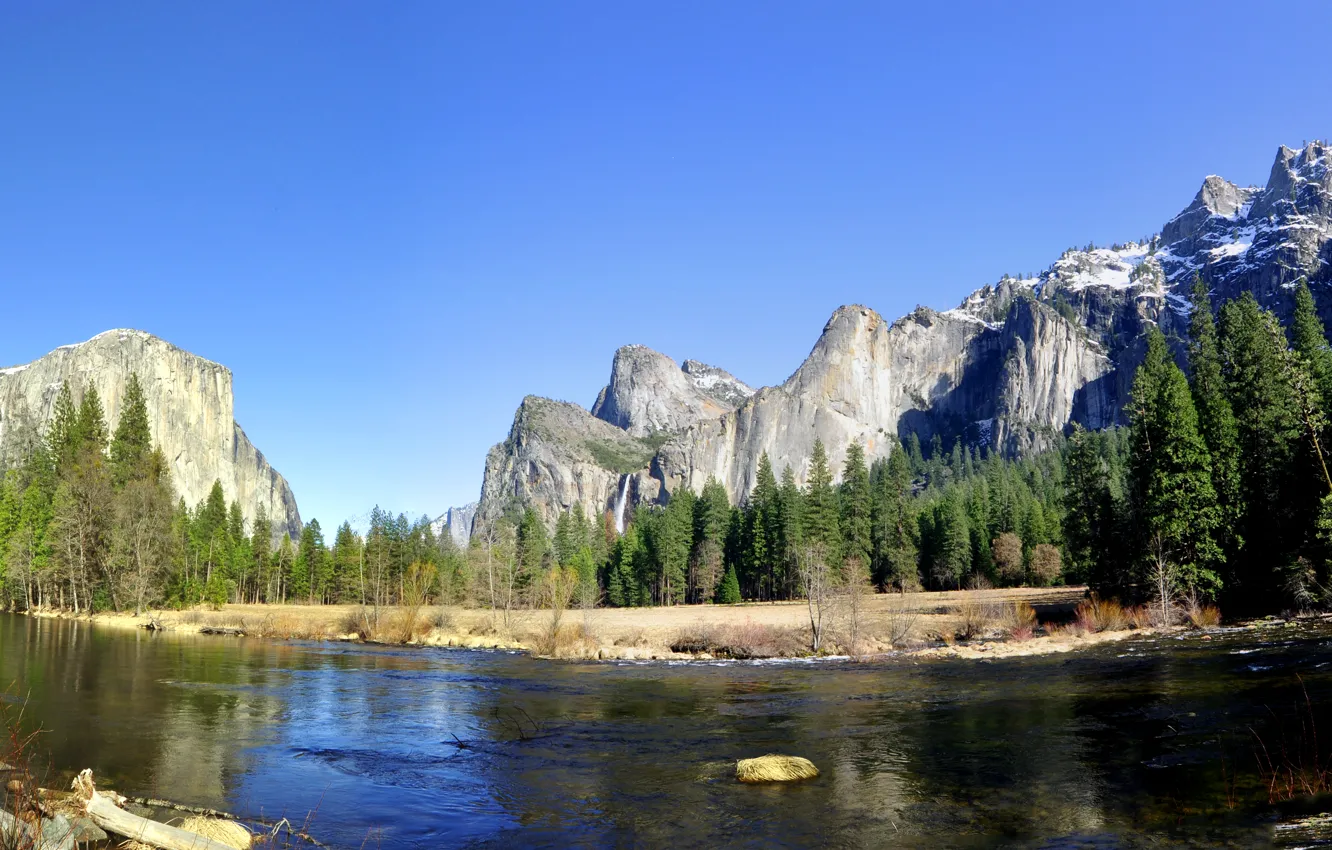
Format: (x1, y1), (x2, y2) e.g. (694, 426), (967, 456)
(2, 1), (1329, 529)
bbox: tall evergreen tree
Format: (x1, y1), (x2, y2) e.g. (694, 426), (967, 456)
(48, 381), (79, 471)
(803, 439), (840, 562)
(870, 447), (918, 589)
(1129, 327), (1222, 599)
(750, 453), (778, 598)
(839, 441), (872, 569)
(1219, 293), (1305, 604)
(1187, 276), (1243, 555)
(1291, 279), (1332, 409)
(110, 373), (153, 485)
(76, 386), (109, 456)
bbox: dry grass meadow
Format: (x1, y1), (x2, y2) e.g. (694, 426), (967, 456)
(25, 584), (1175, 662)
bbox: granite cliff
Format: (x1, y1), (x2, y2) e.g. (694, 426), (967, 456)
(0, 329), (301, 541)
(471, 141), (1332, 530)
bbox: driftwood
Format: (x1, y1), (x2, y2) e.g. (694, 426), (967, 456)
(72, 769), (238, 850)
(199, 627), (245, 637)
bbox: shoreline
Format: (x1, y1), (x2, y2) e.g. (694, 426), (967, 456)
(15, 586), (1194, 664)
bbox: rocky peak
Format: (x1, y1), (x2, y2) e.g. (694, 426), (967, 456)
(680, 359), (755, 409)
(591, 344), (750, 437)
(1153, 142), (1332, 315)
(431, 501), (477, 548)
(473, 141), (1332, 530)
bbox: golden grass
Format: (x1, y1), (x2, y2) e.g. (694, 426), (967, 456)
(1075, 595), (1128, 633)
(952, 597), (1001, 641)
(178, 816), (252, 849)
(736, 754), (819, 783)
(71, 586), (1089, 661)
(1003, 601), (1038, 641)
(1185, 600), (1222, 629)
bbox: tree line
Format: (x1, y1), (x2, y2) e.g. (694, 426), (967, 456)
(1069, 278), (1332, 614)
(5, 276), (1332, 616)
(0, 375), (458, 613)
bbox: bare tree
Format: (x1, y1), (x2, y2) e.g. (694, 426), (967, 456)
(837, 557), (874, 657)
(798, 543), (834, 652)
(537, 565), (579, 654)
(1147, 533), (1176, 627)
(50, 455), (113, 612)
(397, 561), (438, 643)
(110, 476), (177, 615)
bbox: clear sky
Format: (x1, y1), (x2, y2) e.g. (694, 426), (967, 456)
(2, 1), (1329, 529)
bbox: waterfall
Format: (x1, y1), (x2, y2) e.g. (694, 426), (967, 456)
(613, 475), (631, 534)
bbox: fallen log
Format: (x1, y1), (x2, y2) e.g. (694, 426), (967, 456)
(199, 627), (245, 636)
(72, 769), (239, 850)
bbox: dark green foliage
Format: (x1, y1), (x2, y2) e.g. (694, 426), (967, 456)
(1064, 425), (1127, 590)
(870, 447), (918, 589)
(839, 442), (872, 569)
(1219, 294), (1307, 607)
(803, 439), (840, 561)
(1188, 277), (1243, 556)
(110, 373), (153, 485)
(1128, 327), (1222, 598)
(715, 564), (741, 604)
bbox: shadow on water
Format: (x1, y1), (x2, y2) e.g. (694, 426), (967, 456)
(5, 613), (1332, 848)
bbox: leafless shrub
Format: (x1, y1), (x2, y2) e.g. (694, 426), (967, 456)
(882, 590), (921, 647)
(1126, 605), (1153, 629)
(835, 560), (874, 657)
(614, 626), (648, 648)
(669, 621), (804, 659)
(1075, 595), (1128, 632)
(1182, 595), (1221, 629)
(1003, 601), (1037, 641)
(952, 596), (1001, 641)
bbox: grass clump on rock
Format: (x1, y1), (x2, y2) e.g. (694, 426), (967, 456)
(736, 754), (819, 783)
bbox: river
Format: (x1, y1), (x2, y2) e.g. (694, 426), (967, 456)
(2, 613), (1330, 848)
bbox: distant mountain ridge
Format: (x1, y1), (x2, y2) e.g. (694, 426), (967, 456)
(0, 328), (302, 541)
(465, 141), (1332, 534)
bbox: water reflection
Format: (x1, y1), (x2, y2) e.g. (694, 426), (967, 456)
(3, 614), (1330, 848)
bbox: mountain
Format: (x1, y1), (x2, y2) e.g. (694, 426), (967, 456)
(431, 502), (477, 548)
(473, 141), (1332, 529)
(0, 329), (301, 540)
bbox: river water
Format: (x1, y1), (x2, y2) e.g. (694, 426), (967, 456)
(3, 613), (1332, 848)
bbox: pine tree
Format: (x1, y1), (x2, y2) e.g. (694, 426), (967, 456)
(692, 477), (730, 603)
(110, 373), (152, 485)
(76, 385), (109, 456)
(930, 491), (971, 588)
(48, 381), (79, 471)
(839, 441), (872, 570)
(1129, 326), (1222, 599)
(1064, 425), (1119, 590)
(1219, 293), (1305, 604)
(803, 439), (840, 562)
(715, 563), (741, 604)
(772, 466), (803, 597)
(750, 453), (778, 598)
(1291, 279), (1332, 409)
(1187, 277), (1243, 554)
(870, 447), (918, 589)
(656, 490), (694, 605)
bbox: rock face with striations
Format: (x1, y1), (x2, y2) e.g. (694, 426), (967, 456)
(0, 329), (301, 541)
(473, 141), (1332, 525)
(590, 345), (754, 436)
(431, 502), (478, 548)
